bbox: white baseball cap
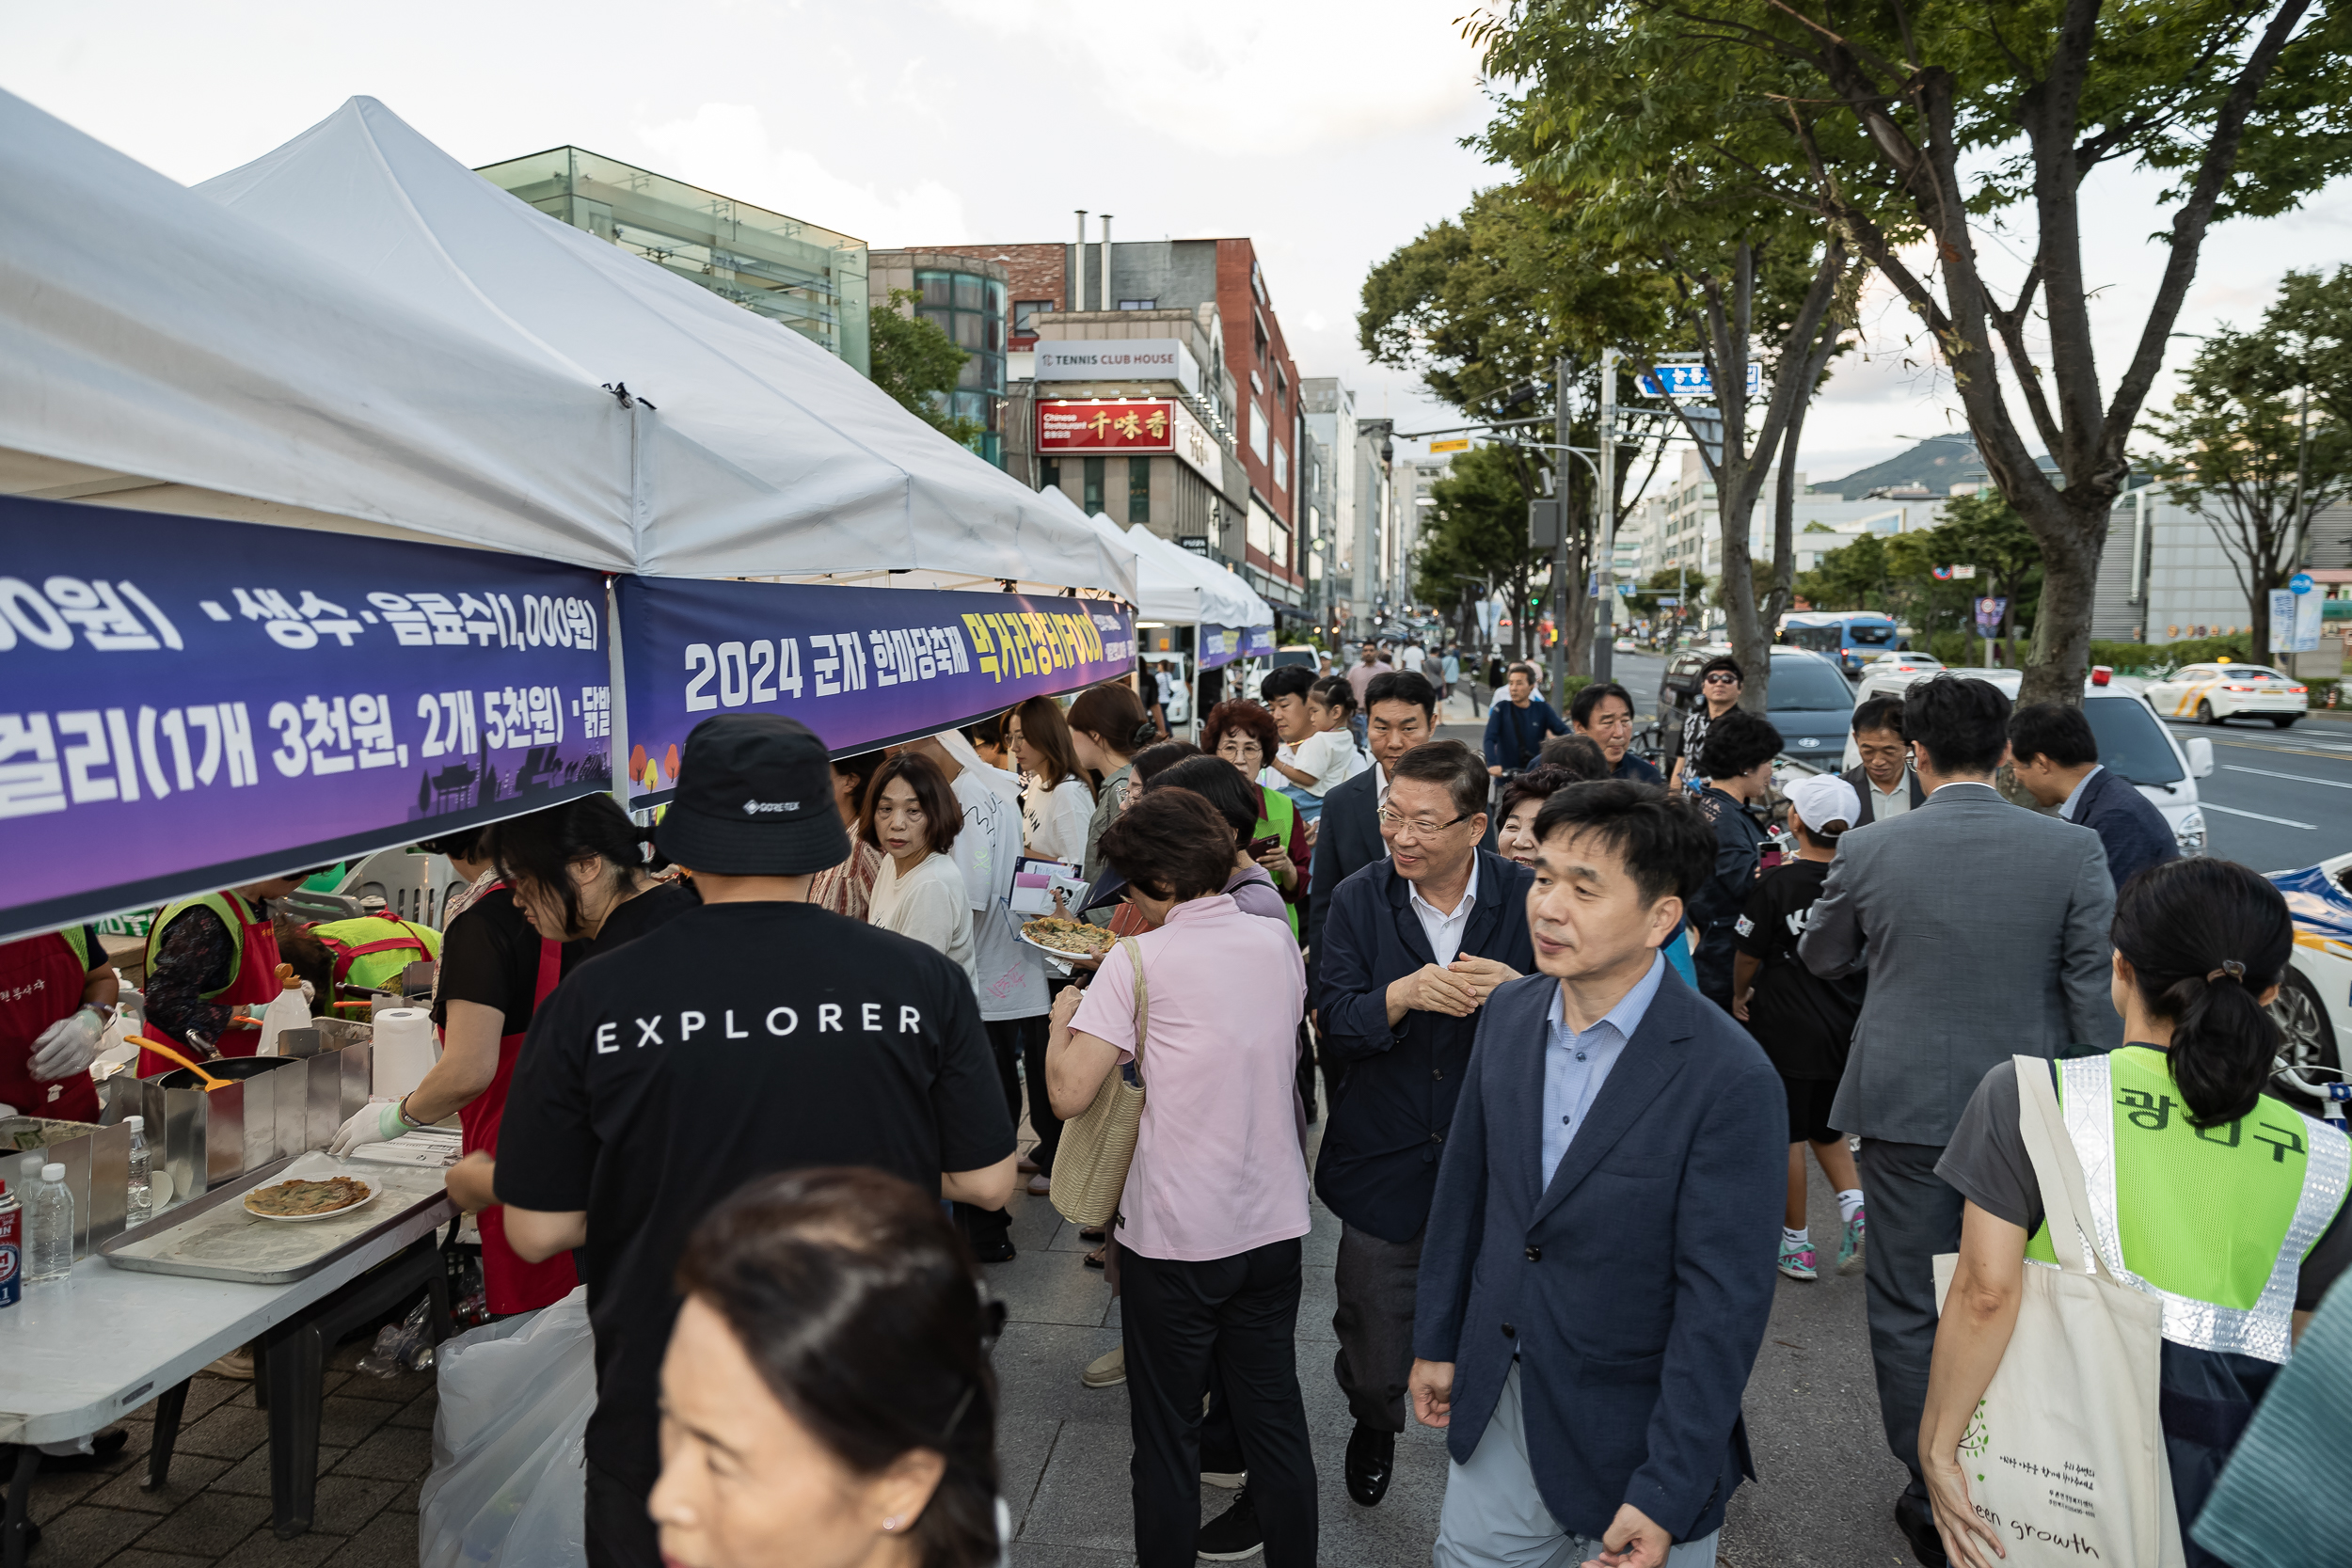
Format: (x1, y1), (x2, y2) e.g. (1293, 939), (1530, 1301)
(1784, 772), (1862, 836)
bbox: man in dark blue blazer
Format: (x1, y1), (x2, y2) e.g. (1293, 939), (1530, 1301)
(1306, 670), (1438, 1010)
(1317, 738), (1534, 1512)
(2010, 702), (2179, 893)
(1410, 780), (1786, 1566)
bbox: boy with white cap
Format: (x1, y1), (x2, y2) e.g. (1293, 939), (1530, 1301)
(1731, 771), (1868, 1281)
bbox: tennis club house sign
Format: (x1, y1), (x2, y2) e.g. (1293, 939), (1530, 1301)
(1033, 338), (1200, 396)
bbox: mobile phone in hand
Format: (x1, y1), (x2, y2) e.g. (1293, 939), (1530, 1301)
(1248, 834), (1282, 857)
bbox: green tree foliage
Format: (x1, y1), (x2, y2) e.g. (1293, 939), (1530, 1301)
(2144, 275), (2352, 657)
(1411, 445), (1549, 662)
(1480, 0), (2352, 706)
(1794, 495), (2045, 661)
(868, 288), (986, 449)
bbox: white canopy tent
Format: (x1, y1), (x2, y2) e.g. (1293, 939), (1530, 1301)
(1125, 524), (1273, 631)
(1039, 487), (1223, 626)
(0, 86), (675, 565)
(196, 97), (1133, 601)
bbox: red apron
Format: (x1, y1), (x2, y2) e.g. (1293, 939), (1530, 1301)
(0, 934), (103, 1122)
(457, 907), (578, 1314)
(138, 895), (283, 1079)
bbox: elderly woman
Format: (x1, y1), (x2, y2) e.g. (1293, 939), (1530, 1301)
(652, 1167), (1007, 1568)
(1046, 789), (1316, 1568)
(1200, 699), (1310, 933)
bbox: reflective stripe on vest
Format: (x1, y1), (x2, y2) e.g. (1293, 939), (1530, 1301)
(2032, 1050), (2351, 1362)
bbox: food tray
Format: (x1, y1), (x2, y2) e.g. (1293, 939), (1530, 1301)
(98, 1149), (455, 1285)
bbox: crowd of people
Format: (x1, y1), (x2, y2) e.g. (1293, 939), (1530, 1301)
(29, 637), (2331, 1568)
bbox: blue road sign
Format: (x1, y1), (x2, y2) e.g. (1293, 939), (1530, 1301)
(1635, 362), (1765, 399)
(2290, 572), (2315, 594)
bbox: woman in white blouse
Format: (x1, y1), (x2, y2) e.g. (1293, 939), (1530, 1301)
(862, 751), (977, 986)
(1009, 696), (1098, 865)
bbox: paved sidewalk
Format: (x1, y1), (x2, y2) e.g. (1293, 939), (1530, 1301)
(24, 1128), (1910, 1568)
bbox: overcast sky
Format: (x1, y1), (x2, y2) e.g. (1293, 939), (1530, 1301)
(8, 0), (2345, 498)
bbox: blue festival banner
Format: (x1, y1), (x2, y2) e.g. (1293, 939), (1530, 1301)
(1243, 626), (1278, 657)
(616, 577), (1136, 805)
(0, 496), (613, 940)
(1199, 626), (1250, 670)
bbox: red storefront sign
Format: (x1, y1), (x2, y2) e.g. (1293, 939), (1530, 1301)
(1038, 399), (1174, 452)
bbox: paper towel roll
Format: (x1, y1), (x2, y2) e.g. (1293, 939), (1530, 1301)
(371, 1007), (438, 1101)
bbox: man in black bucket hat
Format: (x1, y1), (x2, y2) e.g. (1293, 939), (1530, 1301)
(494, 714), (1018, 1568)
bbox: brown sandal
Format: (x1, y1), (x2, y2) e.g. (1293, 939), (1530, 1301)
(1079, 1226), (1105, 1242)
(1084, 1245), (1107, 1269)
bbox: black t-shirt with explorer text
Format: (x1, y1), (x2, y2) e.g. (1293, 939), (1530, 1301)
(493, 900), (1015, 1491)
(1733, 858), (1866, 1081)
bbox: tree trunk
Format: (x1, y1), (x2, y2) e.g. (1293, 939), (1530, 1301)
(2016, 492), (2109, 705)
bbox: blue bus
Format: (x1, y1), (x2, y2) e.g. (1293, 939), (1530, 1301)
(1777, 611), (1903, 674)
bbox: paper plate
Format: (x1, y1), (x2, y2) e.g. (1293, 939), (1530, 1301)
(242, 1179), (379, 1224)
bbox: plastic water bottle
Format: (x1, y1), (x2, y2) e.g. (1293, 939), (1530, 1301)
(125, 1116), (152, 1227)
(27, 1163), (72, 1284)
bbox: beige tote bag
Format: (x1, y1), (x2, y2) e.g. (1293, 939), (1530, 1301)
(1931, 1055), (2186, 1566)
(1048, 937), (1147, 1228)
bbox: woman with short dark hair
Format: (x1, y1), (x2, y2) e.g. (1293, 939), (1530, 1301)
(1147, 756), (1291, 924)
(1200, 700), (1308, 931)
(862, 752), (975, 986)
(654, 1166), (1007, 1568)
(1045, 789), (1317, 1566)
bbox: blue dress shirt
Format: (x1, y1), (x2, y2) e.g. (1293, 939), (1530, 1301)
(1540, 953), (1668, 1190)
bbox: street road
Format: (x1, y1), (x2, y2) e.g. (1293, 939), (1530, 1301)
(2165, 715), (2352, 873)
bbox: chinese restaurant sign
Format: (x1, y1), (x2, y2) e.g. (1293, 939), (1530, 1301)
(617, 577), (1136, 807)
(1038, 399), (1176, 454)
(0, 496), (612, 940)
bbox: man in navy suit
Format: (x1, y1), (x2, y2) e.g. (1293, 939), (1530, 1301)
(2010, 702), (2179, 893)
(1316, 738), (1534, 1513)
(1307, 670), (1439, 1010)
(1410, 780), (1785, 1567)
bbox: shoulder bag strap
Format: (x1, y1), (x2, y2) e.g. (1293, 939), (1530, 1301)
(1118, 935), (1147, 1085)
(2012, 1052), (2113, 1281)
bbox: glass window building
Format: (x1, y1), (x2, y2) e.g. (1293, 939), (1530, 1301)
(476, 145), (869, 374)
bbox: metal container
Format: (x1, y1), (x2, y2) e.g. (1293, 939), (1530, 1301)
(141, 1056), (299, 1200)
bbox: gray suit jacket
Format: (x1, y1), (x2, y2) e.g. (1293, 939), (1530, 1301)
(1799, 782), (2121, 1146)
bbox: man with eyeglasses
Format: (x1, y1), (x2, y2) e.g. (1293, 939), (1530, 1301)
(1314, 739), (1535, 1515)
(1306, 670), (1439, 1012)
(1569, 681), (1663, 785)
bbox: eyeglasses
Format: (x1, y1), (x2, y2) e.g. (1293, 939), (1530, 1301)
(1377, 805), (1472, 836)
(1702, 673), (1740, 688)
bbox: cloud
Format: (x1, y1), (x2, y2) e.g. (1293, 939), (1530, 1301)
(633, 103), (968, 246)
(935, 0), (1485, 156)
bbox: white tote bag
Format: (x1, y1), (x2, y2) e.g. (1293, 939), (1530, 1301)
(1931, 1055), (2186, 1567)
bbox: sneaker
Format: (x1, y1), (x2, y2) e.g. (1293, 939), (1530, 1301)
(1777, 1241), (1819, 1281)
(1839, 1206), (1867, 1273)
(1081, 1345), (1126, 1388)
(204, 1346), (256, 1381)
(1195, 1487), (1263, 1560)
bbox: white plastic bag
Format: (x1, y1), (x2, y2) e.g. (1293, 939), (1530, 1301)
(419, 1285), (596, 1568)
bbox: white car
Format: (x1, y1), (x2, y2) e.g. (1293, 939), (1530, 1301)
(1844, 666), (2215, 857)
(2143, 661), (2310, 728)
(1863, 651), (1944, 676)
(2270, 851), (2352, 1118)
(1613, 637), (1637, 654)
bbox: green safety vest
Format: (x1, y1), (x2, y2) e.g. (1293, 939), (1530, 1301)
(58, 926), (91, 970)
(308, 914), (441, 999)
(1253, 785), (1300, 936)
(2026, 1046), (2350, 1361)
(142, 890), (261, 1000)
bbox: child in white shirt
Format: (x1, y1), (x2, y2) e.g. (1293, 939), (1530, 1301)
(1259, 669), (1360, 821)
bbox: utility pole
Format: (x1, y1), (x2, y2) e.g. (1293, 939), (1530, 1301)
(1546, 355), (1571, 699)
(1592, 347), (1618, 685)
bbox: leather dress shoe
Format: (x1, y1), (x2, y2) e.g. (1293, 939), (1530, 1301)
(1344, 1422), (1394, 1507)
(1894, 1492), (1948, 1568)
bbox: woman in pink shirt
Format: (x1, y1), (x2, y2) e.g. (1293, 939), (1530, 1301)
(1046, 789), (1315, 1568)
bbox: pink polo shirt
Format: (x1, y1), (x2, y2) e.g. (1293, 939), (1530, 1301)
(1070, 894), (1311, 1262)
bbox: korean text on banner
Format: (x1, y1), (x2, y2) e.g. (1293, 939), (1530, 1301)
(616, 578), (1136, 805)
(1198, 626), (1244, 671)
(1243, 627), (1278, 658)
(0, 497), (614, 941)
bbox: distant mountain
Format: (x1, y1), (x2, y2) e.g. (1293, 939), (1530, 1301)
(1816, 434), (2058, 501)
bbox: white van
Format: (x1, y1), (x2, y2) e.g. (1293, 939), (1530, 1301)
(1841, 666), (2216, 857)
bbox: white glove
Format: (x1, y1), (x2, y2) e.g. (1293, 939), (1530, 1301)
(26, 1006), (103, 1081)
(330, 1101), (408, 1159)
